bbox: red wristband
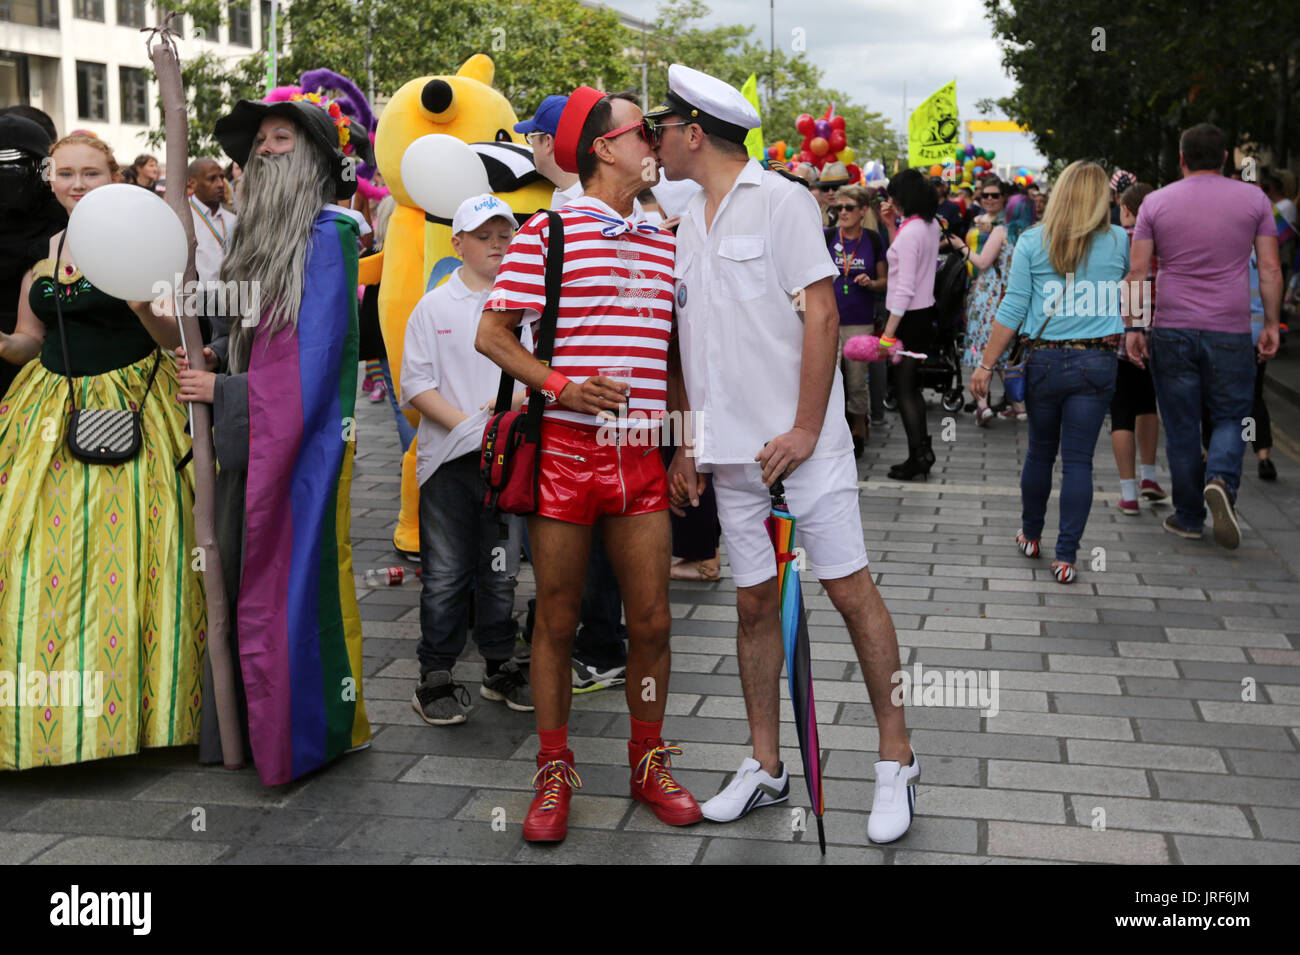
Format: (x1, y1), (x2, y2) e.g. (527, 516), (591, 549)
(542, 370), (571, 399)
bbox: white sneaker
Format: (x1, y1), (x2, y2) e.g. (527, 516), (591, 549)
(867, 752), (919, 844)
(701, 757), (790, 822)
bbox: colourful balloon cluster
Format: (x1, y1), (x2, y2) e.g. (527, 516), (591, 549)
(769, 105), (862, 182)
(929, 142), (998, 189)
(1011, 165), (1036, 187)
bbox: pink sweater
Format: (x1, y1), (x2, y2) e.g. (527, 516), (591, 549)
(885, 217), (940, 315)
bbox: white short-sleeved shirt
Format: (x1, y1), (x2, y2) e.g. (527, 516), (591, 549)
(401, 268), (509, 486)
(673, 160), (849, 467)
(485, 196), (676, 431)
(189, 198), (235, 285)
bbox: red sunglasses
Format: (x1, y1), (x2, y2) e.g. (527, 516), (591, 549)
(589, 119), (654, 152)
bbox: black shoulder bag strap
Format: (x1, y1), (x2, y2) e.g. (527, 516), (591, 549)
(492, 210), (564, 439)
(52, 231), (162, 411)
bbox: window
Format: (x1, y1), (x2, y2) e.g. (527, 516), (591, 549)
(228, 1), (251, 46)
(1, 0), (58, 26)
(74, 0), (104, 20)
(0, 53), (31, 106)
(260, 0), (282, 51)
(120, 67), (148, 125)
(76, 61), (108, 121)
(117, 0), (147, 28)
(192, 8), (218, 40)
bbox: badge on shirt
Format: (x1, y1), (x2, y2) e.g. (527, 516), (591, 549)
(676, 283), (688, 308)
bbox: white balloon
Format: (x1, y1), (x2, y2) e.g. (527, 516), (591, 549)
(400, 134), (490, 219)
(66, 184), (187, 302)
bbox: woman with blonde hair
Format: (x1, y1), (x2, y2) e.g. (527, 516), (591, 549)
(970, 160), (1130, 584)
(0, 133), (206, 769)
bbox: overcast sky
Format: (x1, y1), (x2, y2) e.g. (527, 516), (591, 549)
(615, 0), (1047, 169)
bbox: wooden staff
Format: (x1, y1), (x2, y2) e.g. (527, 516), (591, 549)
(147, 15), (244, 769)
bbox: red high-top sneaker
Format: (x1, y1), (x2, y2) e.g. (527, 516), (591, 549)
(629, 739), (702, 826)
(523, 749), (581, 843)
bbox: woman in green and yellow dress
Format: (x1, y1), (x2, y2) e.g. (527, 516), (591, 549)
(0, 134), (205, 770)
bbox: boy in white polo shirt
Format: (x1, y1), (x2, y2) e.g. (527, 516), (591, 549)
(401, 194), (530, 725)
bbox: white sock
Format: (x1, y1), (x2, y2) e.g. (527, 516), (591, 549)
(1120, 478), (1138, 501)
(1140, 464), (1157, 483)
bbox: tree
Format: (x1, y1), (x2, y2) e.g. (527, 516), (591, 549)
(280, 0), (635, 110)
(146, 2), (272, 157)
(983, 0), (1300, 183)
(646, 1), (898, 166)
(149, 0), (898, 167)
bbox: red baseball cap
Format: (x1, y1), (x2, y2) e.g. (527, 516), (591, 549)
(553, 86), (606, 175)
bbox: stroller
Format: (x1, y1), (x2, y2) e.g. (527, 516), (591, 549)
(883, 231), (968, 414)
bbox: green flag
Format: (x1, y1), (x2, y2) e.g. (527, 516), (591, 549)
(907, 81), (959, 168)
(740, 73), (764, 162)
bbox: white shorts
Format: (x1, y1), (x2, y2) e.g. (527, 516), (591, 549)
(710, 452), (870, 588)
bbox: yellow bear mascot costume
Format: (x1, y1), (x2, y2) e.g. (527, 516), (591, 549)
(361, 54), (552, 555)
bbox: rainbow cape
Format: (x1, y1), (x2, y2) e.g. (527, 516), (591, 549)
(238, 207), (370, 785)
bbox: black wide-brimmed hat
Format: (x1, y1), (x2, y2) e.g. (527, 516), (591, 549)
(215, 99), (374, 200)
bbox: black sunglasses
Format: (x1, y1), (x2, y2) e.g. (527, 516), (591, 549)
(981, 190), (1003, 199)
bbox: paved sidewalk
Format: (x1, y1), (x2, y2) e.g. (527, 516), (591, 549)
(2, 374), (1298, 865)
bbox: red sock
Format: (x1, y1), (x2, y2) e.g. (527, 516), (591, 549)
(630, 716), (663, 747)
(538, 724), (568, 758)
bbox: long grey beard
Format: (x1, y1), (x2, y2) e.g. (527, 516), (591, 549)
(221, 147), (331, 373)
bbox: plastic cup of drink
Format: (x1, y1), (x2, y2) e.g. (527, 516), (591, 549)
(597, 366), (632, 421)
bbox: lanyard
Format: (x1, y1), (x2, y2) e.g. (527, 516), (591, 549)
(837, 228), (864, 294)
(190, 197), (228, 249)
(897, 214), (922, 232)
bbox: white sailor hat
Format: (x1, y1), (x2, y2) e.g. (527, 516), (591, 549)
(645, 64), (760, 145)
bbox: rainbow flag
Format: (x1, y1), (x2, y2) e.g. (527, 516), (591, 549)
(1274, 204), (1296, 244)
(238, 208), (370, 785)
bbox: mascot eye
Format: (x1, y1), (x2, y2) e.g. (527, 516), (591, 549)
(495, 129), (512, 143)
(420, 79), (455, 119)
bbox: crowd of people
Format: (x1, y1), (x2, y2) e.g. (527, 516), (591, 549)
(0, 67), (1293, 853)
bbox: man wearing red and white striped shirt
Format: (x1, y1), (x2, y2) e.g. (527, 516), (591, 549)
(477, 87), (702, 843)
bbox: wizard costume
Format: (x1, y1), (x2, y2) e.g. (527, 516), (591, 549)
(198, 206), (371, 784)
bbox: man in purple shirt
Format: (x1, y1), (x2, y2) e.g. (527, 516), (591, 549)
(1127, 123), (1283, 549)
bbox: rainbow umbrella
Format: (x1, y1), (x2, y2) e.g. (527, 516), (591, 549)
(765, 478), (827, 853)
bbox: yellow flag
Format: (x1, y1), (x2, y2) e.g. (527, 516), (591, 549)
(908, 81), (959, 168)
(740, 73), (765, 162)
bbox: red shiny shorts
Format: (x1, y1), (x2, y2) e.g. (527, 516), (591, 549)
(536, 418), (668, 526)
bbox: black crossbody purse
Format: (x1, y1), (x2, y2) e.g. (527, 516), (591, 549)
(52, 233), (161, 465)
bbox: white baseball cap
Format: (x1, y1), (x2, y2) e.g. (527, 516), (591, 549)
(452, 193), (514, 234)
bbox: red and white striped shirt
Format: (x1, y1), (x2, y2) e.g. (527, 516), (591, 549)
(485, 196), (675, 431)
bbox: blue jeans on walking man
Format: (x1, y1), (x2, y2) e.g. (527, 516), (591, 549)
(1021, 348), (1118, 564)
(1148, 328), (1254, 531)
(417, 453), (522, 672)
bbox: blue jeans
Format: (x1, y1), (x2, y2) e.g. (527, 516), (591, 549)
(1021, 348), (1117, 564)
(417, 453), (521, 671)
(1148, 328), (1254, 530)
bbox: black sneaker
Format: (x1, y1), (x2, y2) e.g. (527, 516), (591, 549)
(571, 655), (627, 694)
(480, 659), (534, 712)
(412, 670), (471, 725)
